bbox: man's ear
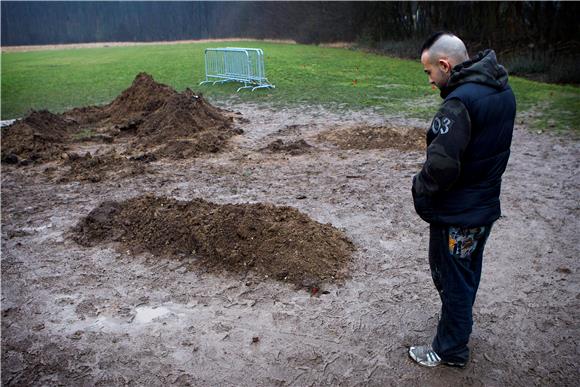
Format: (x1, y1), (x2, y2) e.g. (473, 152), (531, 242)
(438, 59), (452, 73)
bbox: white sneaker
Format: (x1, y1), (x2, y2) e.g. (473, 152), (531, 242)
(409, 345), (466, 368)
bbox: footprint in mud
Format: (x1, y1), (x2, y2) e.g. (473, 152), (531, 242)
(273, 124), (306, 136)
(211, 322), (232, 333)
(132, 306), (171, 324)
(75, 299), (100, 320)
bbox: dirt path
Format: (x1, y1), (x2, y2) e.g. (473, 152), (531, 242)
(1, 39), (297, 53)
(2, 103), (579, 386)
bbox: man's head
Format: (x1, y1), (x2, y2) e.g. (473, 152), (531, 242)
(420, 32), (469, 89)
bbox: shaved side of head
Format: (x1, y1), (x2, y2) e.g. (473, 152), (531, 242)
(422, 33), (469, 67)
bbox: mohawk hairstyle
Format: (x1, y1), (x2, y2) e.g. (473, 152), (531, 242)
(420, 31), (455, 56)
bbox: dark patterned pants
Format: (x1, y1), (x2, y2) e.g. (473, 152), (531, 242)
(429, 223), (492, 363)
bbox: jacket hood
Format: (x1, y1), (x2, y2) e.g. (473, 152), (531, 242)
(441, 49), (509, 98)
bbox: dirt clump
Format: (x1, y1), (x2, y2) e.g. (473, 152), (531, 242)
(138, 88), (234, 139)
(152, 131), (238, 159)
(64, 72), (176, 127)
(2, 73), (241, 165)
(105, 72), (176, 124)
(59, 151), (153, 183)
(1, 110), (74, 163)
(64, 72), (238, 148)
(131, 87), (242, 158)
(73, 195), (354, 287)
(261, 139), (314, 155)
(318, 125), (426, 152)
(66, 73), (241, 157)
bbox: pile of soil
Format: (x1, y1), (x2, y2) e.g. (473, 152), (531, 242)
(104, 72), (177, 125)
(318, 125), (426, 152)
(73, 195), (354, 287)
(1, 110), (74, 163)
(132, 87), (243, 159)
(58, 151), (153, 183)
(64, 72), (177, 128)
(2, 73), (241, 164)
(66, 72), (239, 158)
(261, 139), (314, 155)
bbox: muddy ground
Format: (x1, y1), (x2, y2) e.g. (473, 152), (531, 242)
(2, 98), (579, 385)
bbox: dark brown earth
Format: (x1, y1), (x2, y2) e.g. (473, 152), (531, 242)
(124, 80), (242, 159)
(63, 73), (174, 129)
(318, 125), (425, 152)
(73, 195), (353, 288)
(0, 110), (74, 163)
(57, 151), (154, 183)
(1, 73), (241, 168)
(2, 98), (578, 385)
(261, 139), (314, 155)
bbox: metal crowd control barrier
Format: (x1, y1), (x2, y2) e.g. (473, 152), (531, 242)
(199, 48), (275, 92)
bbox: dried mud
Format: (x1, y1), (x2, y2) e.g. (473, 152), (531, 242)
(2, 102), (579, 386)
(73, 195), (353, 287)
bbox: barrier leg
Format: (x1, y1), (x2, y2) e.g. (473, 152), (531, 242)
(251, 84), (275, 91)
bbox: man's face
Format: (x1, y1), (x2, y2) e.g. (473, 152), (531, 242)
(421, 51), (451, 89)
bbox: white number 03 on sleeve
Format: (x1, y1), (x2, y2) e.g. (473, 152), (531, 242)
(431, 116), (453, 135)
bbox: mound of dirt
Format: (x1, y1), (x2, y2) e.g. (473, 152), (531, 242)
(106, 72), (176, 124)
(261, 139), (314, 155)
(73, 195), (354, 287)
(138, 89), (233, 138)
(64, 72), (176, 127)
(318, 125), (426, 152)
(132, 87), (242, 158)
(59, 151), (153, 183)
(1, 110), (73, 163)
(2, 73), (241, 164)
(69, 73), (240, 158)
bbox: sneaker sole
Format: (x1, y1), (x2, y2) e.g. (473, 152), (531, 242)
(408, 348), (440, 367)
(409, 347), (467, 368)
(443, 361), (466, 368)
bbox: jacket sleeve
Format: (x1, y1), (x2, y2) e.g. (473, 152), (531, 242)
(413, 98), (471, 197)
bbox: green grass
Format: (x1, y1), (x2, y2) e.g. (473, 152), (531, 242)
(2, 41), (579, 132)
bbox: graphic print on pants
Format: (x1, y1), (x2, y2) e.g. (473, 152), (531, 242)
(448, 226), (487, 259)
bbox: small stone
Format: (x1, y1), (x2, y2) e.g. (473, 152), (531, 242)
(557, 267), (572, 274)
(70, 330), (83, 340)
(3, 154), (19, 164)
(32, 323), (45, 331)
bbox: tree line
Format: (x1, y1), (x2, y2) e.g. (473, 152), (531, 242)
(2, 1), (578, 57)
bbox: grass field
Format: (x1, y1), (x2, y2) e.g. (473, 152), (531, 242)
(1, 41), (579, 131)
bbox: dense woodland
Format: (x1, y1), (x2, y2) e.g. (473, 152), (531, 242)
(2, 1), (579, 82)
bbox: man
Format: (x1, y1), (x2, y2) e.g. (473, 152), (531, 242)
(409, 32), (516, 367)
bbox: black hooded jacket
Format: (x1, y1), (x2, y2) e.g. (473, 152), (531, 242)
(412, 50), (516, 227)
